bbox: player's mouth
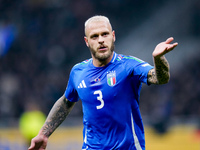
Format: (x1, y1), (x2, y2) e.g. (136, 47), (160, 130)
(98, 45), (108, 51)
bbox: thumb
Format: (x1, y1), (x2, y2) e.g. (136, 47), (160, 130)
(165, 37), (174, 44)
(28, 141), (35, 150)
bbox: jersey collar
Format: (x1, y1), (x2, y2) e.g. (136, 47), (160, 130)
(110, 52), (117, 63)
(89, 52), (118, 68)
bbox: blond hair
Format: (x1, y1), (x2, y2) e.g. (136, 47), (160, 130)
(84, 15), (112, 35)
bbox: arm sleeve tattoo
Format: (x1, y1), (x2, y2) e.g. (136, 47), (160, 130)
(148, 56), (170, 85)
(41, 95), (75, 137)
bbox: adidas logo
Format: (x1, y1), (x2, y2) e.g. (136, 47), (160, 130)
(78, 80), (87, 88)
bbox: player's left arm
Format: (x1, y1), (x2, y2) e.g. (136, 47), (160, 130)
(147, 37), (178, 85)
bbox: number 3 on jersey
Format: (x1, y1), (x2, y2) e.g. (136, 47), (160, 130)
(94, 90), (104, 109)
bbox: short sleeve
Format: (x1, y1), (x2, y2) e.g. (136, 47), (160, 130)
(125, 56), (153, 85)
(133, 62), (153, 85)
(64, 69), (79, 102)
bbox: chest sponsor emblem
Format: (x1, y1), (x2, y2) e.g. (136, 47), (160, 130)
(107, 71), (116, 86)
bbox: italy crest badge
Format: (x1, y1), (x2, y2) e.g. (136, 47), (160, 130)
(107, 71), (116, 86)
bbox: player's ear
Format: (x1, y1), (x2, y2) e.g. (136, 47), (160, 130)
(112, 30), (116, 42)
(84, 36), (89, 47)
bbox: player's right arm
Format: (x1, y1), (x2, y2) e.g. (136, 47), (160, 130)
(28, 95), (75, 150)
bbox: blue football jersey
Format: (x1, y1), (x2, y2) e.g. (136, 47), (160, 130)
(65, 52), (153, 150)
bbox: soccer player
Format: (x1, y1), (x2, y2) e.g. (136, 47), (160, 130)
(28, 15), (178, 150)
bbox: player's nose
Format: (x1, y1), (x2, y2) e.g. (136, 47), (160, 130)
(98, 35), (104, 43)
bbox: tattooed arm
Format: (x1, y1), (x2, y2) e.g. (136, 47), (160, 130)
(28, 95), (75, 150)
(148, 56), (170, 84)
(147, 37), (178, 85)
(41, 95), (75, 137)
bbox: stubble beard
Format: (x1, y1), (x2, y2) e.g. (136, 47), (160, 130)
(89, 40), (115, 62)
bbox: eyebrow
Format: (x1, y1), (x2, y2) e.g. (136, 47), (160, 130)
(90, 33), (98, 38)
(90, 31), (110, 38)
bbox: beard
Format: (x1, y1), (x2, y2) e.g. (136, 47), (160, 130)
(89, 40), (115, 62)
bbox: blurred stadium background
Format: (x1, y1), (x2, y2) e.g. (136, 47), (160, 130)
(0, 0), (200, 149)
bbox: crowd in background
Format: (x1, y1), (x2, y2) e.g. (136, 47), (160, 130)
(140, 53), (200, 133)
(0, 0), (199, 129)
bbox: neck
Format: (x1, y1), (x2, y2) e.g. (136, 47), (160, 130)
(92, 52), (114, 67)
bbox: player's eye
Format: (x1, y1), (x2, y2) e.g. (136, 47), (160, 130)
(102, 32), (109, 36)
(91, 34), (98, 39)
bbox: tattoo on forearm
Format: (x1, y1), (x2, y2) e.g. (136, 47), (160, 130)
(148, 69), (158, 84)
(42, 97), (74, 137)
(148, 56), (170, 84)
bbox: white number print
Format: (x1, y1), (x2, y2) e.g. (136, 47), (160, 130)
(94, 90), (104, 109)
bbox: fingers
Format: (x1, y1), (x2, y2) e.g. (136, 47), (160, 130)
(165, 37), (178, 45)
(165, 37), (178, 51)
(173, 42), (178, 47)
(153, 37), (178, 58)
(168, 42), (178, 49)
(165, 37), (174, 44)
(28, 141), (35, 150)
(169, 42), (178, 50)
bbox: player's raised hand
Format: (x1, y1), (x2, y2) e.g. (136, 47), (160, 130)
(153, 37), (178, 58)
(28, 134), (48, 150)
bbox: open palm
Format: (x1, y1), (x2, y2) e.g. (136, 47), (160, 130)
(153, 37), (178, 58)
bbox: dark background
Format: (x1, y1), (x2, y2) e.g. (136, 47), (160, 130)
(0, 0), (200, 133)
